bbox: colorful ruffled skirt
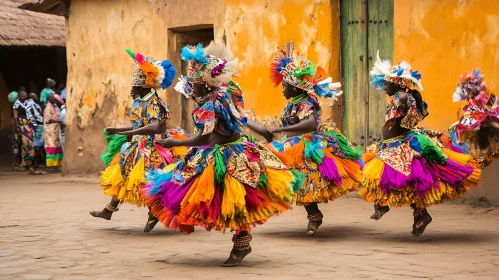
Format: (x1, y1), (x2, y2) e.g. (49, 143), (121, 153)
(360, 128), (482, 208)
(101, 130), (188, 206)
(268, 126), (363, 205)
(141, 137), (302, 233)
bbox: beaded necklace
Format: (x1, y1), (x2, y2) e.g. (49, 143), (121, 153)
(292, 93), (307, 105)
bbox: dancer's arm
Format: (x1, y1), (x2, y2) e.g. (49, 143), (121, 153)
(247, 120), (274, 142)
(120, 119), (161, 136)
(156, 132), (210, 148)
(105, 126), (134, 135)
(271, 115), (317, 134)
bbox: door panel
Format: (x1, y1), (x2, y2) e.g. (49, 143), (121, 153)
(341, 0), (368, 149)
(367, 0), (394, 146)
(341, 0), (393, 150)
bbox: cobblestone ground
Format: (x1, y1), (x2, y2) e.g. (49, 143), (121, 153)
(1, 172), (499, 280)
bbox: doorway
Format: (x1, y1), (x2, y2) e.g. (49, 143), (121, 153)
(340, 0), (394, 150)
(167, 25), (214, 134)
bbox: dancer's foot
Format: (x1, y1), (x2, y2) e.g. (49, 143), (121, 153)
(89, 203), (119, 220)
(221, 232), (252, 267)
(221, 247), (252, 267)
(307, 220), (323, 235)
(370, 204), (390, 220)
(89, 209), (112, 220)
(143, 212), (159, 233)
(306, 211), (323, 235)
(412, 208), (432, 236)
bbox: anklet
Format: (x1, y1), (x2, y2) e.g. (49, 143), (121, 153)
(232, 234), (252, 251)
(413, 208), (424, 217)
(105, 203), (120, 212)
(307, 211), (323, 222)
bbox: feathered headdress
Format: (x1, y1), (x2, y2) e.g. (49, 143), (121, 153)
(452, 69), (488, 102)
(178, 41), (238, 88)
(269, 41), (343, 101)
(126, 49), (176, 89)
(370, 51), (423, 92)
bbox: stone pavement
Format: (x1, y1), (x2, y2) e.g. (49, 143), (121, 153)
(1, 173), (499, 280)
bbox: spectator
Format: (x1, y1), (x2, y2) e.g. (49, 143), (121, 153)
(59, 96), (66, 152)
(8, 91), (21, 171)
(40, 78), (56, 106)
(12, 90), (44, 174)
(60, 86), (67, 100)
(44, 94), (64, 168)
(29, 92), (46, 167)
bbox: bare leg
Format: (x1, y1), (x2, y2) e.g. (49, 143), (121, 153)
(90, 199), (120, 220)
(221, 230), (252, 267)
(305, 202), (323, 235)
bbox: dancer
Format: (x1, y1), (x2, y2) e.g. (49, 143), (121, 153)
(90, 49), (185, 233)
(142, 42), (300, 267)
(248, 41), (362, 235)
(12, 90), (44, 174)
(450, 70), (499, 167)
(360, 53), (482, 236)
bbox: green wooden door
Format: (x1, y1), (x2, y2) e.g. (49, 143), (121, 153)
(340, 0), (393, 149)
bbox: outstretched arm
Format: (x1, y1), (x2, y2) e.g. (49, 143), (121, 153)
(156, 131), (210, 148)
(105, 126), (134, 135)
(120, 119), (161, 136)
(271, 115), (317, 134)
(247, 120), (275, 142)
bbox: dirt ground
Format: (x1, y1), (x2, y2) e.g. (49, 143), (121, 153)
(1, 172), (499, 280)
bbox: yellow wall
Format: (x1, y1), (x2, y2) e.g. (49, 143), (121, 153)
(223, 0), (340, 124)
(394, 0), (499, 132)
(64, 0), (339, 173)
(64, 0), (219, 173)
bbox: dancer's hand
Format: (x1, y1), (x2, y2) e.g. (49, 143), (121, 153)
(261, 130), (275, 143)
(105, 127), (118, 135)
(269, 127), (282, 134)
(156, 138), (175, 148)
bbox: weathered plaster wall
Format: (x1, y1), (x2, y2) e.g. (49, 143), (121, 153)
(65, 0), (338, 174)
(223, 0), (340, 125)
(394, 0), (499, 201)
(394, 0), (499, 132)
(64, 0), (219, 174)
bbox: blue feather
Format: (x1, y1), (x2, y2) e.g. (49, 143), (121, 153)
(146, 169), (174, 196)
(313, 83), (341, 99)
(160, 60), (177, 89)
(394, 68), (404, 76)
(411, 70), (421, 80)
(181, 43), (207, 64)
(370, 74), (385, 91)
(276, 57), (291, 72)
